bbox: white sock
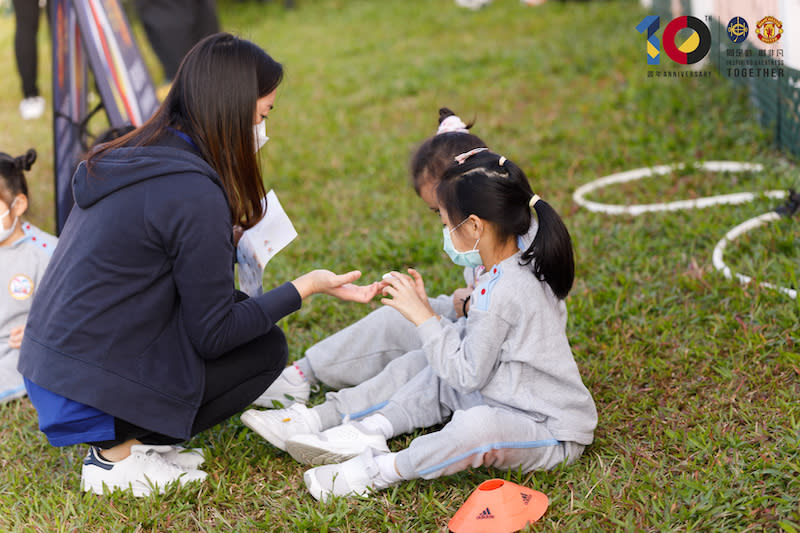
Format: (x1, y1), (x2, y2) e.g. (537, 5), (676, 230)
(374, 452), (403, 485)
(359, 414), (394, 439)
(282, 363), (307, 385)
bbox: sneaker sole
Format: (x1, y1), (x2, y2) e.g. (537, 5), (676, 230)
(81, 472), (205, 497)
(81, 478), (153, 497)
(286, 439), (390, 466)
(240, 410), (290, 451)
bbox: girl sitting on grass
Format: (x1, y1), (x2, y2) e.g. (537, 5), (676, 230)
(251, 107), (490, 408)
(247, 149), (597, 500)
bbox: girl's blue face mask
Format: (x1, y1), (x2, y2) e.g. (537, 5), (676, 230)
(442, 218), (482, 268)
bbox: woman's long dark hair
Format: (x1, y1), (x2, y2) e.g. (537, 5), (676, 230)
(88, 33), (283, 230)
(437, 150), (575, 299)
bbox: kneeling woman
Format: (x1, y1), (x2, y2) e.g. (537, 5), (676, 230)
(19, 33), (380, 497)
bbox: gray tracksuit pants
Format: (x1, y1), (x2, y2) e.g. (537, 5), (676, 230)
(312, 352), (584, 480)
(299, 295), (455, 389)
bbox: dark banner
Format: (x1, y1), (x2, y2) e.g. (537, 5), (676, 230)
(71, 0), (159, 127)
(51, 0), (87, 234)
(51, 0), (159, 233)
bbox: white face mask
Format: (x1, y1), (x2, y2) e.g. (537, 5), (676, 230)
(0, 198), (18, 242)
(254, 120), (270, 152)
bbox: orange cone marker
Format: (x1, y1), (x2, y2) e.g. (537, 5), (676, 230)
(448, 479), (548, 533)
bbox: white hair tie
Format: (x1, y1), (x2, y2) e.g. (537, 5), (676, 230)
(454, 147), (488, 165)
(529, 194), (541, 208)
(437, 115), (470, 135)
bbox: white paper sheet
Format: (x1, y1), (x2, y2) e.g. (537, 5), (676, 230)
(236, 189), (298, 296)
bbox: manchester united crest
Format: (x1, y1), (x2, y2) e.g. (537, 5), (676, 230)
(756, 16), (783, 44)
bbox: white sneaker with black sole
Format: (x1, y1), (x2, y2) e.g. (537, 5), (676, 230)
(240, 403), (322, 451)
(286, 421), (390, 465)
(81, 445), (207, 497)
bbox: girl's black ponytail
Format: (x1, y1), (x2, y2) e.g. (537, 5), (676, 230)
(520, 197), (575, 300)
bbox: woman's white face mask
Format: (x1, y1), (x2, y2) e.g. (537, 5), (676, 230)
(254, 120), (270, 152)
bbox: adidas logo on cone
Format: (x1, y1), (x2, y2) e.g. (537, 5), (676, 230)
(448, 479), (548, 533)
(476, 507), (494, 520)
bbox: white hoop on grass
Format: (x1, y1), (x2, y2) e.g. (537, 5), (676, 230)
(572, 161), (796, 299)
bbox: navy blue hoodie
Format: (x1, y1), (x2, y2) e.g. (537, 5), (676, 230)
(19, 136), (301, 439)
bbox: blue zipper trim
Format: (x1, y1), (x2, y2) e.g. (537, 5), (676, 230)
(341, 400), (389, 420)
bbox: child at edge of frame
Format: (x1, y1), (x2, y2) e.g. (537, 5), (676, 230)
(0, 148), (57, 404)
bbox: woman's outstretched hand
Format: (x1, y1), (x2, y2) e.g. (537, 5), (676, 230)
(291, 269), (383, 303)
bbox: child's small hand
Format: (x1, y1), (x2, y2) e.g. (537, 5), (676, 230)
(381, 271), (437, 326)
(406, 268), (429, 303)
(383, 268), (428, 302)
(8, 325), (25, 349)
(452, 286), (472, 317)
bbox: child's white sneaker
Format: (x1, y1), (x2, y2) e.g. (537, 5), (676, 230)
(286, 421), (390, 465)
(240, 403), (321, 451)
(19, 96), (45, 120)
(252, 365), (310, 407)
(131, 444), (206, 470)
(304, 448), (392, 501)
(81, 446), (207, 497)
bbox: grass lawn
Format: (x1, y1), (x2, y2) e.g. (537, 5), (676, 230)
(1, 0), (798, 531)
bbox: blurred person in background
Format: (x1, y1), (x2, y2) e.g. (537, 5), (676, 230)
(13, 0), (47, 119)
(132, 0), (220, 97)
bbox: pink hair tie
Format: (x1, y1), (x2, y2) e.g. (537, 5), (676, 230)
(437, 115), (470, 135)
(454, 147), (488, 165)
